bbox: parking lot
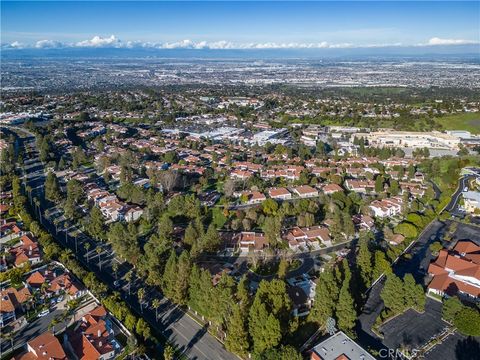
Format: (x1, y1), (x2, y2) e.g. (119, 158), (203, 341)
(379, 298), (448, 351)
(424, 332), (480, 360)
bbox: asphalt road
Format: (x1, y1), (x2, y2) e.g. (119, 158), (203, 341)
(444, 175), (474, 213)
(11, 130), (237, 360)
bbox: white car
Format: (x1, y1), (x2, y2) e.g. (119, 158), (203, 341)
(38, 309), (50, 317)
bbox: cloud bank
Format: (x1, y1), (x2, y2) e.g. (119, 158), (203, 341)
(2, 35), (479, 50)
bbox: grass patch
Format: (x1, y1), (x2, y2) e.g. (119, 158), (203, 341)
(434, 112), (480, 134)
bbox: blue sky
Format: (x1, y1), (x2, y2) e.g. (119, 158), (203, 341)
(1, 1), (479, 49)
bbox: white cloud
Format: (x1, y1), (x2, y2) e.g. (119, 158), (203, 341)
(75, 35), (120, 48)
(3, 35), (479, 50)
(425, 37), (479, 46)
(35, 39), (64, 49)
(1, 41), (26, 49)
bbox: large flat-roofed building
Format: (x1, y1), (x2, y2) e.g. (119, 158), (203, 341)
(310, 331), (375, 360)
(353, 131), (461, 150)
(463, 191), (480, 214)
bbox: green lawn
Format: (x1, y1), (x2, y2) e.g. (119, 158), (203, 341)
(434, 112), (480, 134)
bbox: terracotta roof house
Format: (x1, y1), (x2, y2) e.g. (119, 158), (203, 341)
(9, 234), (42, 267)
(322, 184), (343, 195)
(1, 286), (31, 327)
(65, 306), (117, 360)
(240, 191), (266, 205)
(268, 187), (292, 200)
(15, 332), (67, 360)
(427, 240), (480, 301)
(286, 226), (332, 249)
(233, 232), (269, 253)
(292, 185), (319, 198)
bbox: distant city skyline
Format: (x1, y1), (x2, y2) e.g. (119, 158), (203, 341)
(1, 1), (479, 52)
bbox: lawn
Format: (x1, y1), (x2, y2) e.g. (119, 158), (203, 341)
(434, 112), (480, 134)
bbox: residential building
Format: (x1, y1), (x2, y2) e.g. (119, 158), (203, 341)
(463, 191), (480, 214)
(268, 187), (292, 200)
(310, 331), (375, 360)
(369, 197), (403, 218)
(233, 232), (269, 253)
(292, 185), (319, 198)
(15, 332), (67, 360)
(427, 240), (480, 301)
(0, 286), (31, 327)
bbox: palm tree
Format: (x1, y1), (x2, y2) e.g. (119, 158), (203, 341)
(125, 271), (133, 296)
(96, 247), (103, 270)
(112, 262), (119, 279)
(138, 288), (146, 312)
(26, 185), (33, 205)
(84, 242), (91, 263)
(152, 298), (161, 320)
(163, 344), (175, 360)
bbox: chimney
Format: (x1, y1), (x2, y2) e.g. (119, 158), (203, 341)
(99, 341), (102, 348)
(97, 329), (101, 338)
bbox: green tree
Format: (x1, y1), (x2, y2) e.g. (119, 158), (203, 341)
(225, 303), (250, 356)
(336, 281), (356, 333)
(45, 172), (61, 203)
(372, 251), (392, 280)
(262, 199), (279, 216)
(249, 300), (281, 354)
(309, 268), (339, 325)
(357, 236), (373, 287)
(163, 344), (175, 360)
(454, 307), (480, 336)
(381, 274), (405, 314)
(262, 216), (282, 247)
(402, 273), (425, 311)
(174, 251), (191, 305)
(87, 206), (105, 240)
(162, 250), (177, 299)
(442, 296), (463, 323)
(395, 222), (418, 239)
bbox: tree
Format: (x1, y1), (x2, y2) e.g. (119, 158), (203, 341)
(225, 303), (250, 356)
(372, 251), (392, 280)
(402, 273), (425, 311)
(277, 259), (288, 279)
(152, 298), (161, 320)
(381, 274), (405, 314)
(174, 251), (191, 305)
(138, 288), (146, 312)
(454, 307), (480, 336)
(249, 300), (281, 354)
(336, 281), (356, 333)
(309, 268), (338, 325)
(357, 236), (373, 287)
(375, 175), (384, 193)
(255, 345), (303, 360)
(87, 207), (105, 240)
(201, 224), (221, 252)
(395, 222), (418, 239)
(135, 318), (151, 340)
(262, 216), (282, 247)
(262, 199), (279, 216)
(163, 344), (175, 360)
(442, 296), (463, 323)
(183, 222), (198, 247)
(45, 172), (61, 203)
(162, 251), (177, 299)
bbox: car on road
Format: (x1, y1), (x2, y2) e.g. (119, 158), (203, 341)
(38, 309), (50, 317)
(463, 187), (468, 192)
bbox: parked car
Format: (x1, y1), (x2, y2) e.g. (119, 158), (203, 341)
(38, 309), (50, 317)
